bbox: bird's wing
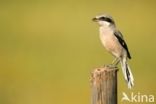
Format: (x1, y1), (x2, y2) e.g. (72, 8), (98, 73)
(114, 30), (131, 59)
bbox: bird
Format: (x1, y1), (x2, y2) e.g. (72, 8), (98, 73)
(92, 14), (134, 89)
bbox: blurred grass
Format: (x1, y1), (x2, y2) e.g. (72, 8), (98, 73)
(0, 0), (156, 104)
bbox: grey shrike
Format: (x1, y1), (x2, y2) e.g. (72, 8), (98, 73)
(92, 14), (134, 89)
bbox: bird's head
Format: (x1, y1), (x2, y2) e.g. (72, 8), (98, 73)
(92, 14), (115, 27)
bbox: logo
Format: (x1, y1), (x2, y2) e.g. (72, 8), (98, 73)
(121, 92), (155, 103)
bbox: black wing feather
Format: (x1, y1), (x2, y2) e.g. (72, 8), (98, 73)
(114, 31), (131, 59)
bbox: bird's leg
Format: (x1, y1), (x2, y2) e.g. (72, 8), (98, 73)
(114, 59), (120, 66)
(112, 58), (118, 65)
(105, 58), (117, 68)
(109, 58), (120, 68)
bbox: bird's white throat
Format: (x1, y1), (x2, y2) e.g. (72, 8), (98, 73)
(98, 21), (110, 27)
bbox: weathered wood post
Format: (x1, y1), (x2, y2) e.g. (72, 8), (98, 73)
(90, 66), (118, 104)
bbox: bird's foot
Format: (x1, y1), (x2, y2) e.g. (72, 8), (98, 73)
(106, 64), (117, 68)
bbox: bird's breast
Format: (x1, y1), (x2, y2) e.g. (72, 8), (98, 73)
(99, 29), (114, 49)
(99, 28), (123, 57)
(100, 32), (115, 50)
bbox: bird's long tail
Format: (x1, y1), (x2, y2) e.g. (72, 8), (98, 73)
(120, 57), (134, 89)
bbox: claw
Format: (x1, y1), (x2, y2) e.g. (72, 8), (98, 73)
(106, 64), (117, 68)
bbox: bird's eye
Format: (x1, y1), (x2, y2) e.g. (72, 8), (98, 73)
(99, 17), (114, 24)
(99, 17), (106, 21)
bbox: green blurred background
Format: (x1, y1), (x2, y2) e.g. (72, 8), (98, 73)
(0, 0), (156, 104)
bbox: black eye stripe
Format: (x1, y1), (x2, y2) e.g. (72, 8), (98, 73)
(99, 17), (106, 20)
(99, 17), (114, 23)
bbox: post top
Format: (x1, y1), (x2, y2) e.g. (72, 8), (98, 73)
(93, 65), (118, 73)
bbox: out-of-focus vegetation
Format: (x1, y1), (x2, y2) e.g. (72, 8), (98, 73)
(0, 0), (156, 104)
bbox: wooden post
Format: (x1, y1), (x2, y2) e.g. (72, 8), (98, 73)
(90, 66), (118, 104)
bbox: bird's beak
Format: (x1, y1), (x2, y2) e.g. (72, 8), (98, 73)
(92, 17), (98, 22)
